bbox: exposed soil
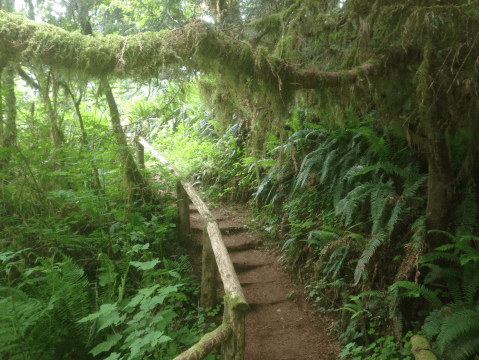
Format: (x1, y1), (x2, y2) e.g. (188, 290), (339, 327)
(188, 203), (339, 360)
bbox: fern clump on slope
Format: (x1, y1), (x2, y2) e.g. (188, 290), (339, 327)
(255, 122), (427, 285)
(0, 252), (93, 359)
(392, 235), (479, 360)
(289, 123), (427, 284)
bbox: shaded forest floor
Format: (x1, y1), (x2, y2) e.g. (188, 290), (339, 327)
(188, 203), (340, 360)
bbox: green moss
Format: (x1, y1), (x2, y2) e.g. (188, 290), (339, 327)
(176, 323), (232, 360)
(410, 335), (437, 360)
(223, 290), (249, 313)
(222, 291), (247, 360)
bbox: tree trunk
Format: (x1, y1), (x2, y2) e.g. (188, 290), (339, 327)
(0, 65), (4, 139)
(62, 82), (105, 195)
(424, 121), (454, 251)
(1, 65), (16, 170)
(135, 140), (145, 169)
(104, 83), (152, 203)
(43, 72), (64, 147)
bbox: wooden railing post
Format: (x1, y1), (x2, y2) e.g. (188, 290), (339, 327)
(177, 180), (191, 248)
(221, 293), (248, 360)
(201, 225), (217, 308)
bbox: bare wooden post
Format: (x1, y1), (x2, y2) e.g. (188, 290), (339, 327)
(221, 292), (248, 360)
(201, 225), (217, 308)
(135, 140), (145, 169)
(177, 181), (190, 247)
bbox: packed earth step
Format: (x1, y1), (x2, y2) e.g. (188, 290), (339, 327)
(189, 203), (339, 360)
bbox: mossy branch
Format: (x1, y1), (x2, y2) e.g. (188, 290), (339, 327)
(1, 10), (382, 95)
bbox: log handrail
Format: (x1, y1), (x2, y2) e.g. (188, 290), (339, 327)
(139, 137), (248, 360)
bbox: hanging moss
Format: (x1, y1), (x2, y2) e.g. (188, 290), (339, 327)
(2, 0), (479, 164)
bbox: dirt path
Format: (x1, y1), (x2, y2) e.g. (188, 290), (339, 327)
(188, 204), (339, 360)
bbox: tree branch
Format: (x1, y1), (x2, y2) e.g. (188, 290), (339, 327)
(16, 67), (40, 90)
(0, 10), (385, 93)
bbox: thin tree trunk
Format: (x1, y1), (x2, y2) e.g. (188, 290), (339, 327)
(43, 72), (64, 147)
(425, 121), (454, 251)
(0, 65), (4, 139)
(104, 83), (152, 203)
(135, 140), (145, 169)
(1, 65), (17, 171)
(63, 82), (104, 195)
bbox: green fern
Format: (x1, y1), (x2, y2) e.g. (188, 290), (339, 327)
(323, 245), (349, 280)
(336, 181), (376, 227)
(392, 237), (479, 360)
(351, 127), (391, 162)
(391, 281), (443, 309)
(370, 179), (395, 234)
(354, 231), (388, 285)
(454, 182), (477, 238)
(0, 255), (93, 359)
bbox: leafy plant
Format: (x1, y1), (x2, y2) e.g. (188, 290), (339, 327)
(0, 252), (93, 359)
(339, 331), (413, 360)
(391, 235), (479, 360)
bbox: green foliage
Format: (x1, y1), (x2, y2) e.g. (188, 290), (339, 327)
(339, 331), (413, 360)
(0, 253), (93, 359)
(0, 76), (221, 359)
(391, 235), (479, 360)
(255, 120), (426, 285)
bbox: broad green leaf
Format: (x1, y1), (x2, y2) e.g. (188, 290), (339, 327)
(98, 310), (125, 331)
(129, 259), (160, 271)
(90, 333), (122, 356)
(79, 303), (117, 323)
(104, 352), (122, 360)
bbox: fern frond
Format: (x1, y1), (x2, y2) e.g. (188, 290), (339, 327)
(402, 174), (428, 197)
(435, 306), (479, 355)
(444, 332), (479, 360)
(462, 263), (479, 304)
(393, 281), (443, 308)
(281, 238), (296, 252)
(321, 244), (349, 281)
(424, 267), (443, 285)
(336, 181), (375, 226)
(454, 183), (477, 238)
(370, 179), (395, 234)
(444, 271), (464, 305)
(354, 232), (387, 285)
(292, 137), (338, 193)
(424, 308), (445, 341)
(456, 237), (479, 265)
(254, 171), (274, 200)
(387, 201), (407, 235)
(357, 290), (383, 298)
(330, 245), (349, 280)
(352, 127), (391, 162)
(319, 148), (339, 184)
(419, 251), (461, 265)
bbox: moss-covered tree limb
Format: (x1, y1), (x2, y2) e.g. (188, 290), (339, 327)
(0, 10), (383, 94)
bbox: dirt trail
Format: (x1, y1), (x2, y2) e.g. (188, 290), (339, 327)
(188, 204), (339, 360)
